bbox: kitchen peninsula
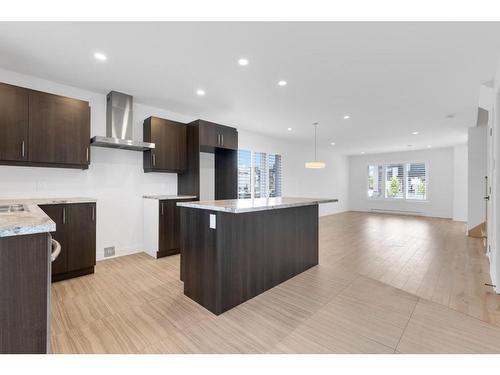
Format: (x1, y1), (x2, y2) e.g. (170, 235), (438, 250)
(177, 197), (338, 315)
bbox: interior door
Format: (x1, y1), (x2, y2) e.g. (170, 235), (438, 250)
(28, 92), (90, 165)
(39, 204), (68, 275)
(0, 83), (29, 161)
(67, 203), (96, 272)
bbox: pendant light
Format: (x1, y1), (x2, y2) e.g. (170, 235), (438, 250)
(305, 122), (326, 169)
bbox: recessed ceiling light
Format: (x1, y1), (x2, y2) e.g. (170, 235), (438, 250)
(196, 89), (206, 96)
(278, 80), (287, 87)
(287, 127), (292, 131)
(330, 142), (336, 146)
(93, 52), (107, 61)
(427, 145), (432, 148)
(343, 115), (350, 120)
(238, 58), (249, 66)
(361, 151), (365, 155)
(412, 131), (419, 135)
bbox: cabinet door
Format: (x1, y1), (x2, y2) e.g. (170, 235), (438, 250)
(67, 203), (96, 272)
(39, 205), (69, 276)
(150, 118), (186, 172)
(198, 120), (219, 148)
(28, 92), (90, 166)
(159, 200), (180, 255)
(218, 125), (238, 150)
(0, 83), (29, 161)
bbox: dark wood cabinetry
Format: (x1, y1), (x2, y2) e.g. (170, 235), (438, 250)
(0, 233), (50, 353)
(198, 120), (238, 151)
(178, 120), (238, 200)
(157, 199), (185, 258)
(143, 116), (187, 173)
(0, 82), (91, 169)
(29, 91), (90, 167)
(40, 203), (96, 282)
(0, 83), (29, 162)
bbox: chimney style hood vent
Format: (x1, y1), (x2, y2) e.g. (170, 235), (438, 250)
(90, 91), (155, 151)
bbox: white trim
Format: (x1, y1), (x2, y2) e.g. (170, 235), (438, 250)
(366, 161), (429, 202)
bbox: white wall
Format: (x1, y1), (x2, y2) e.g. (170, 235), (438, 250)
(453, 144), (468, 222)
(238, 129), (349, 216)
(348, 147), (459, 219)
(0, 68), (349, 260)
(467, 125), (487, 229)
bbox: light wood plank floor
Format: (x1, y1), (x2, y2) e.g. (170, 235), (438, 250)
(51, 211), (500, 354)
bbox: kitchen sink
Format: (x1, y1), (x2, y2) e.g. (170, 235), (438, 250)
(0, 204), (29, 213)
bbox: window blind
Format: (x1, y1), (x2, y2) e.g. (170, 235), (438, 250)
(237, 149), (252, 199)
(268, 154), (282, 197)
(406, 162), (426, 200)
(368, 165), (383, 198)
(385, 164), (404, 199)
(253, 151), (268, 198)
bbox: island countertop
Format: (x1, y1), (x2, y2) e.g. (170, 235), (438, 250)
(143, 195), (197, 200)
(177, 197), (338, 213)
(0, 197), (97, 238)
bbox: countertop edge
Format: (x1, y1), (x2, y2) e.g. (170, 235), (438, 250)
(177, 198), (339, 213)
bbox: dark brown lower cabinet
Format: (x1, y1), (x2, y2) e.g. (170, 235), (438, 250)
(157, 199), (193, 258)
(0, 232), (50, 354)
(40, 203), (96, 282)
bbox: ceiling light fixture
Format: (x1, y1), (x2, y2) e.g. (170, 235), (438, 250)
(427, 145), (432, 148)
(94, 52), (107, 61)
(361, 152), (365, 155)
(196, 89), (206, 96)
(278, 80), (287, 87)
(238, 58), (249, 66)
(330, 142), (336, 146)
(305, 122), (326, 169)
(287, 127), (292, 131)
(343, 115), (350, 120)
(412, 131), (419, 135)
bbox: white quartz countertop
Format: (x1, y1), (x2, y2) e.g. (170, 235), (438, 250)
(176, 197), (338, 213)
(143, 195), (197, 200)
(0, 198), (97, 238)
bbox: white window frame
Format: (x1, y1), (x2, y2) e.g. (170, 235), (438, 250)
(366, 161), (429, 202)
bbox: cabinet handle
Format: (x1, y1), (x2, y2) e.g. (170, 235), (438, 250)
(91, 205), (95, 221)
(161, 202), (164, 215)
(152, 153), (156, 167)
(62, 207), (66, 224)
(21, 141), (25, 158)
(221, 134), (224, 146)
(86, 147), (89, 162)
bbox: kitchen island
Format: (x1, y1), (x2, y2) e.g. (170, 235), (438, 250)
(177, 197), (338, 315)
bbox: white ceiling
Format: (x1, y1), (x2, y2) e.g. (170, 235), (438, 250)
(1, 22), (499, 155)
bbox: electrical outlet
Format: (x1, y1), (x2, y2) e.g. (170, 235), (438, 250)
(104, 246), (115, 257)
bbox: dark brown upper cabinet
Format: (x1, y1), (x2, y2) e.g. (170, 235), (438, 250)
(0, 83), (29, 162)
(40, 202), (96, 282)
(0, 82), (91, 169)
(143, 116), (187, 173)
(178, 119), (238, 200)
(198, 120), (238, 151)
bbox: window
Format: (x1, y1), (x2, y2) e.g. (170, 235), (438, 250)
(253, 151), (268, 198)
(385, 164), (404, 199)
(406, 162), (426, 200)
(367, 165), (383, 198)
(367, 162), (427, 201)
(268, 154), (282, 197)
(238, 149), (283, 199)
(237, 150), (251, 199)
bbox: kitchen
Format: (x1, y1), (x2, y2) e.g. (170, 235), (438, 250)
(0, 61), (339, 353)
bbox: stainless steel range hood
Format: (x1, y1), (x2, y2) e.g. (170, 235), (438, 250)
(90, 91), (155, 151)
